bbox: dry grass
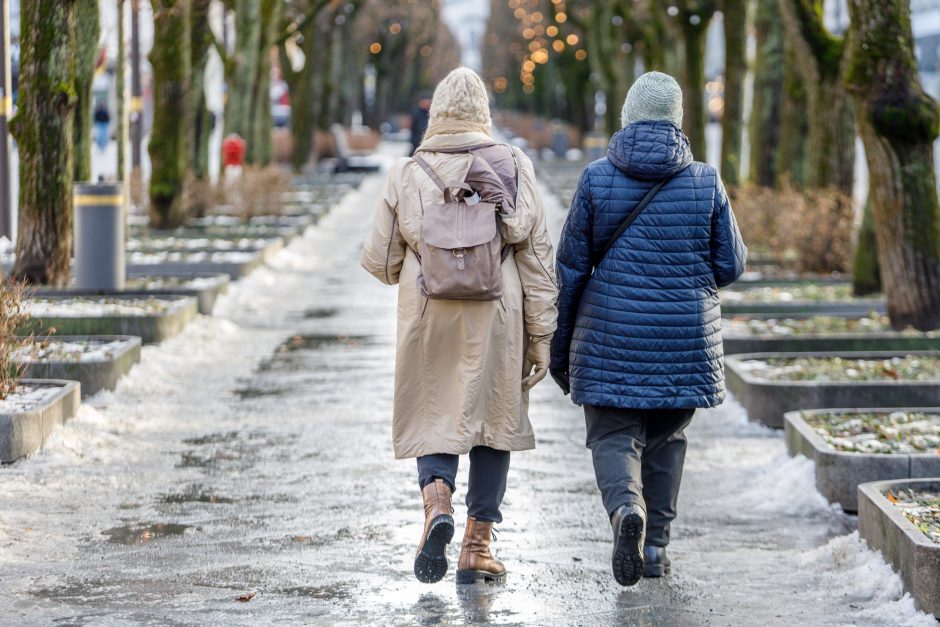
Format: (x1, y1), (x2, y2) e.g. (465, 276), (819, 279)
(0, 278), (33, 400)
(729, 183), (854, 274)
(223, 165), (290, 221)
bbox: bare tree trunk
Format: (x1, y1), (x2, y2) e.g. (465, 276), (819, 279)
(73, 0), (98, 183)
(224, 0), (260, 140)
(775, 41), (808, 187)
(720, 0), (746, 184)
(673, 1), (717, 160)
(189, 0), (212, 182)
(148, 0), (191, 229)
(845, 0), (940, 330)
(10, 0), (77, 285)
(748, 0), (784, 186)
(777, 0), (854, 194)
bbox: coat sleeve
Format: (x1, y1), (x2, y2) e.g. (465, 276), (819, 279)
(710, 178), (748, 288)
(513, 160), (558, 339)
(361, 161), (408, 285)
(549, 169), (594, 373)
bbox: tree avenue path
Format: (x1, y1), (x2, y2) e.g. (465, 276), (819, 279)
(0, 145), (933, 626)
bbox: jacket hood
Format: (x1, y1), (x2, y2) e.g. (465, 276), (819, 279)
(607, 121), (693, 180)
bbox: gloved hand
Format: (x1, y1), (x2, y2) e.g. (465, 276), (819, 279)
(550, 368), (570, 395)
(521, 337), (550, 392)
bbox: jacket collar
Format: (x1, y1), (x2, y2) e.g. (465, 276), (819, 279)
(607, 121), (693, 180)
(417, 131), (495, 152)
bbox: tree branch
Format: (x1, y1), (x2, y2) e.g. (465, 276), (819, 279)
(274, 0), (332, 46)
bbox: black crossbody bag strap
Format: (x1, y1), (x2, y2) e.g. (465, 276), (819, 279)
(594, 166), (687, 267)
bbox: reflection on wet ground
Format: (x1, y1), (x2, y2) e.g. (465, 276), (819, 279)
(0, 160), (931, 625)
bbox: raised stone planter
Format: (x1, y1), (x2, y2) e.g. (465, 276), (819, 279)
(35, 273), (229, 316)
(722, 299), (884, 316)
(725, 351), (940, 429)
(723, 317), (940, 355)
(127, 249), (264, 279)
(784, 409), (940, 511)
(26, 295), (198, 344)
(858, 479), (940, 619)
(17, 336), (142, 397)
(0, 380), (81, 463)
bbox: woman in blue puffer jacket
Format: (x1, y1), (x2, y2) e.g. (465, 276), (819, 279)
(549, 71), (747, 587)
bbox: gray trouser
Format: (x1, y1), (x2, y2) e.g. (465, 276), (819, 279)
(584, 405), (695, 547)
(416, 446), (510, 523)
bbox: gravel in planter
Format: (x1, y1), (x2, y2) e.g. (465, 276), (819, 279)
(807, 411), (940, 455)
(26, 296), (178, 317)
(721, 283), (860, 303)
(741, 355), (940, 382)
(888, 488), (940, 544)
(858, 479), (940, 619)
(784, 409), (940, 512)
(0, 380), (81, 462)
(724, 351), (940, 429)
(14, 336), (142, 397)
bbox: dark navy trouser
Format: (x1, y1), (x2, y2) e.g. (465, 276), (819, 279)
(416, 446), (510, 523)
(584, 405), (695, 547)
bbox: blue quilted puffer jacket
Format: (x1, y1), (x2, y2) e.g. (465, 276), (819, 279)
(549, 121), (747, 409)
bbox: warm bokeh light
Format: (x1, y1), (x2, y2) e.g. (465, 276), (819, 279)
(575, 48), (587, 60)
(493, 76), (508, 93)
(552, 39), (565, 52)
(546, 25), (558, 37)
(389, 22), (401, 35)
(555, 11), (567, 23)
(566, 33), (579, 45)
(420, 45), (433, 57)
(369, 42), (382, 54)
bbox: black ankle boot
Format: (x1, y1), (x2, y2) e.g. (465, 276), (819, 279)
(610, 503), (646, 586)
(643, 545), (671, 577)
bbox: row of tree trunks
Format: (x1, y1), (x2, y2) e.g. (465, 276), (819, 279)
(748, 0), (784, 186)
(845, 0), (940, 330)
(10, 0), (78, 285)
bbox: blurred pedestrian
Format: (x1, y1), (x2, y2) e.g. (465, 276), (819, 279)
(550, 71), (747, 586)
(362, 67), (558, 585)
(409, 92), (431, 156)
(93, 100), (110, 152)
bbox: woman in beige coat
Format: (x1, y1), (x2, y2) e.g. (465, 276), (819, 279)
(361, 68), (557, 585)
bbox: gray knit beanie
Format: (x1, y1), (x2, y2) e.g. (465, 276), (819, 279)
(621, 71), (683, 128)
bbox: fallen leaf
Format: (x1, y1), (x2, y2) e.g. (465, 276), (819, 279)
(235, 592), (256, 603)
(886, 492), (897, 504)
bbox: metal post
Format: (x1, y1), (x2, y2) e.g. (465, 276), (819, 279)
(0, 0), (12, 240)
(130, 0), (142, 170)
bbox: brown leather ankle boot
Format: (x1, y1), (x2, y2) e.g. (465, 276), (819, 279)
(456, 517), (507, 584)
(414, 479), (455, 583)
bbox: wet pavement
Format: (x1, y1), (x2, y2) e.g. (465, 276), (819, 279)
(0, 144), (935, 626)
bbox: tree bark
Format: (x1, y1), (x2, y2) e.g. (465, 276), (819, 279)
(777, 0), (854, 194)
(720, 0), (746, 184)
(748, 0), (784, 186)
(845, 0), (940, 330)
(117, 0), (126, 181)
(73, 0), (99, 183)
(246, 0), (280, 165)
(148, 0), (191, 229)
(852, 200), (881, 296)
(224, 0), (260, 140)
(10, 0), (77, 285)
(189, 0), (212, 183)
(775, 41), (808, 187)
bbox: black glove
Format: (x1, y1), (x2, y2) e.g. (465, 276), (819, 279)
(550, 368), (570, 395)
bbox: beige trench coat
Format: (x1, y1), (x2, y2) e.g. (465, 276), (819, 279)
(361, 132), (558, 459)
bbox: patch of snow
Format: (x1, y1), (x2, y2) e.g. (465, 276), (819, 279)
(128, 250), (259, 264)
(25, 297), (184, 317)
(799, 531), (936, 627)
(15, 338), (135, 363)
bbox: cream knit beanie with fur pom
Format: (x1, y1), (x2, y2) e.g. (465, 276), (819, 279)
(424, 67), (492, 138)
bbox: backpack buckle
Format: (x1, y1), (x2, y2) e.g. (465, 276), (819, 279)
(452, 248), (467, 270)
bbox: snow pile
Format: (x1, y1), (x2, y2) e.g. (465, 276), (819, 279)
(799, 531), (935, 626)
(15, 338), (134, 363)
(25, 297), (184, 317)
(731, 453), (835, 516)
(0, 384), (63, 414)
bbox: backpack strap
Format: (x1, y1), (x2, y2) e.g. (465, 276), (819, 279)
(593, 165), (690, 268)
(412, 153), (452, 203)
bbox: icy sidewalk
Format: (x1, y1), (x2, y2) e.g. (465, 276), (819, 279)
(0, 143), (933, 625)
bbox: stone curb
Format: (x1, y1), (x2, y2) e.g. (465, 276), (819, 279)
(724, 350), (940, 429)
(723, 332), (940, 355)
(0, 379), (81, 463)
(858, 478), (940, 619)
(17, 336), (142, 397)
(28, 296), (199, 344)
(784, 408), (940, 512)
(39, 274), (230, 316)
